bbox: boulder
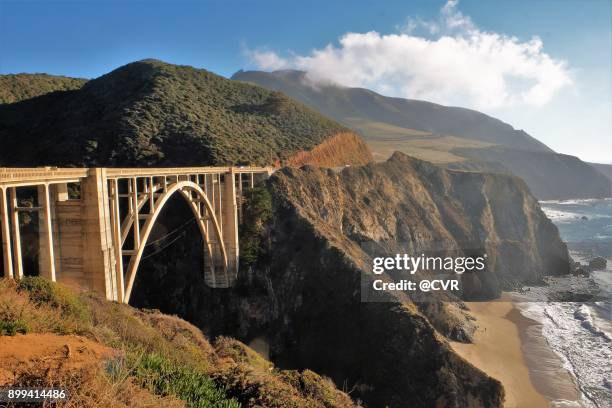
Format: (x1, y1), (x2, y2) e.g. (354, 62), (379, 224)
(572, 267), (590, 277)
(589, 257), (607, 271)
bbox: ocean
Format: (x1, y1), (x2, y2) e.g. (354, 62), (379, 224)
(515, 198), (612, 408)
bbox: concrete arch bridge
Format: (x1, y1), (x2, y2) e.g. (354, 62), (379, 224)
(0, 166), (272, 303)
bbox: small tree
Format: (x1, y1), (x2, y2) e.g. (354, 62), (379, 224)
(239, 187), (272, 267)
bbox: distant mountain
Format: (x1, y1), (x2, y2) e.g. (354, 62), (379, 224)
(233, 69), (611, 199)
(589, 163), (612, 185)
(451, 147), (612, 200)
(0, 73), (87, 104)
(0, 60), (371, 167)
(232, 70), (552, 153)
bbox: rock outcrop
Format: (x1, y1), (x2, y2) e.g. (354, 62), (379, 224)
(274, 152), (570, 297)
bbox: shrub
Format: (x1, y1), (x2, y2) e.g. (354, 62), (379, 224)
(239, 186), (272, 267)
(215, 337), (273, 371)
(17, 276), (90, 333)
(130, 352), (241, 408)
(0, 318), (29, 335)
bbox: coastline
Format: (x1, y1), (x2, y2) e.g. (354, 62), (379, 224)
(450, 298), (581, 408)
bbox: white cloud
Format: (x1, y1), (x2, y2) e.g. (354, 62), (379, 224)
(247, 49), (289, 71)
(247, 0), (572, 110)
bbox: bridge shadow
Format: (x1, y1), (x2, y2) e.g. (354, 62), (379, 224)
(128, 193), (240, 336)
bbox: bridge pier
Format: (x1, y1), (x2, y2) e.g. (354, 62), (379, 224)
(223, 169), (239, 280)
(38, 184), (57, 281)
(9, 188), (24, 279)
(0, 187), (13, 279)
(81, 169), (117, 300)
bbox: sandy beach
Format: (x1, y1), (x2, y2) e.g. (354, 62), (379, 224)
(450, 299), (581, 408)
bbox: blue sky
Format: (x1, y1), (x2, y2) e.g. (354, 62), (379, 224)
(1, 0), (610, 162)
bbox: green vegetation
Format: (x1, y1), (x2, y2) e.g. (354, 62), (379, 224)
(17, 276), (90, 327)
(0, 318), (29, 335)
(129, 352), (240, 408)
(239, 186), (273, 267)
(0, 60), (350, 167)
(0, 278), (356, 407)
(0, 74), (86, 104)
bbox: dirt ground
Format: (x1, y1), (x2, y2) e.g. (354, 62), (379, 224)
(0, 333), (116, 386)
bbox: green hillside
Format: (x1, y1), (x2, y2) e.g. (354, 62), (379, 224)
(231, 69), (552, 154)
(0, 73), (87, 104)
(0, 60), (355, 167)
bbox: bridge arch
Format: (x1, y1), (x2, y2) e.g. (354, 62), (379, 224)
(123, 180), (228, 303)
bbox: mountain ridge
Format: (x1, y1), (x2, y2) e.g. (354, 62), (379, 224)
(0, 73), (87, 104)
(0, 60), (371, 168)
(231, 69), (552, 153)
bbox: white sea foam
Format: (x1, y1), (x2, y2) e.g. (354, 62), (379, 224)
(540, 198), (612, 206)
(541, 207), (612, 223)
(527, 198), (612, 407)
(516, 301), (612, 408)
(573, 304), (611, 342)
(543, 208), (583, 221)
(550, 400), (587, 408)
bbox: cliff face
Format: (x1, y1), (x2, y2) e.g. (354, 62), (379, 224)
(284, 131), (373, 167)
(588, 162), (612, 185)
(130, 153), (570, 407)
(274, 152), (569, 297)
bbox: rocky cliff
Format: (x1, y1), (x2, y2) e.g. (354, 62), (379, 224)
(284, 131), (372, 167)
(275, 152), (570, 296)
(129, 152), (570, 407)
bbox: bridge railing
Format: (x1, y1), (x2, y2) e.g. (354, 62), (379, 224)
(0, 167), (89, 187)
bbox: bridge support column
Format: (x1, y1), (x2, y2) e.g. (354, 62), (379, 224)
(9, 188), (23, 278)
(109, 179), (125, 303)
(0, 187), (13, 278)
(223, 169), (239, 281)
(38, 184), (56, 281)
(81, 169), (117, 300)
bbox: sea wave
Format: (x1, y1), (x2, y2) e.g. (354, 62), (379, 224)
(517, 302), (612, 408)
(531, 198), (612, 407)
(573, 304), (611, 342)
(540, 198), (612, 205)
